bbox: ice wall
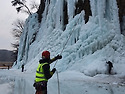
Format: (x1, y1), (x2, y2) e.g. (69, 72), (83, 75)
(15, 0), (125, 76)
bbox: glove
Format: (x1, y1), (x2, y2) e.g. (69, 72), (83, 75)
(52, 68), (56, 73)
(55, 55), (62, 59)
(33, 82), (36, 87)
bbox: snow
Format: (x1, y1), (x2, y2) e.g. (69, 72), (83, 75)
(0, 70), (125, 94)
(0, 81), (13, 94)
(0, 0), (125, 94)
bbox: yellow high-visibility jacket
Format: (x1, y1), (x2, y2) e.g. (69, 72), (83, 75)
(35, 58), (56, 82)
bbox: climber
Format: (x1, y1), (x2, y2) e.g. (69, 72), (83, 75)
(106, 61), (113, 74)
(21, 64), (24, 72)
(33, 51), (62, 94)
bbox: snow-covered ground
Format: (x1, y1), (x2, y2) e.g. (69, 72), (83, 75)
(0, 69), (125, 94)
(1, 0), (125, 94)
(0, 80), (14, 94)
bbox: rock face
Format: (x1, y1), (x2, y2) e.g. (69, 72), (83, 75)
(117, 0), (125, 33)
(117, 0), (125, 21)
(75, 0), (92, 23)
(37, 0), (124, 32)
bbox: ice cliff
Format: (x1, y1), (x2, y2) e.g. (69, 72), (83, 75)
(14, 0), (125, 77)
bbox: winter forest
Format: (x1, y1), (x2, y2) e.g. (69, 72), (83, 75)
(0, 0), (125, 94)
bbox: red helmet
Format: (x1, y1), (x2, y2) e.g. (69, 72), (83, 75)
(42, 51), (50, 59)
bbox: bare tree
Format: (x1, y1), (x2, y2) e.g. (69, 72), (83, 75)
(11, 0), (39, 61)
(12, 19), (24, 39)
(11, 19), (25, 61)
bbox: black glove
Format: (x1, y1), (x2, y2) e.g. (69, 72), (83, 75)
(33, 82), (36, 87)
(52, 68), (56, 73)
(55, 55), (62, 59)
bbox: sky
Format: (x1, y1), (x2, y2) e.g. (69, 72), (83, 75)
(0, 0), (39, 51)
(0, 0), (26, 50)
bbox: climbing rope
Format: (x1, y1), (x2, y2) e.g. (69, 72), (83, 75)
(53, 27), (75, 68)
(53, 14), (82, 68)
(53, 15), (82, 94)
(53, 28), (75, 94)
(56, 70), (60, 94)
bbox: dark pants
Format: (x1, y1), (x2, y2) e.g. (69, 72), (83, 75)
(34, 81), (47, 94)
(108, 67), (112, 74)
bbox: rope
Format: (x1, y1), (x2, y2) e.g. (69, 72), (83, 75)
(53, 29), (75, 94)
(56, 70), (60, 94)
(53, 28), (75, 68)
(52, 13), (82, 68)
(53, 15), (82, 94)
(60, 28), (75, 55)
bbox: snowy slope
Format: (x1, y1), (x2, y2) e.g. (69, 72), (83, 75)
(1, 0), (125, 94)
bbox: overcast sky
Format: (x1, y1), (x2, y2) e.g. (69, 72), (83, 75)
(0, 0), (39, 50)
(0, 0), (26, 50)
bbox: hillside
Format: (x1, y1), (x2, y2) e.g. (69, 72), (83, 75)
(0, 50), (13, 62)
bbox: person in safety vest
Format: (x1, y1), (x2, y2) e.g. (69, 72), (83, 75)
(33, 51), (62, 94)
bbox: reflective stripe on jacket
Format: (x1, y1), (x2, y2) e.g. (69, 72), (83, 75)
(35, 62), (49, 82)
